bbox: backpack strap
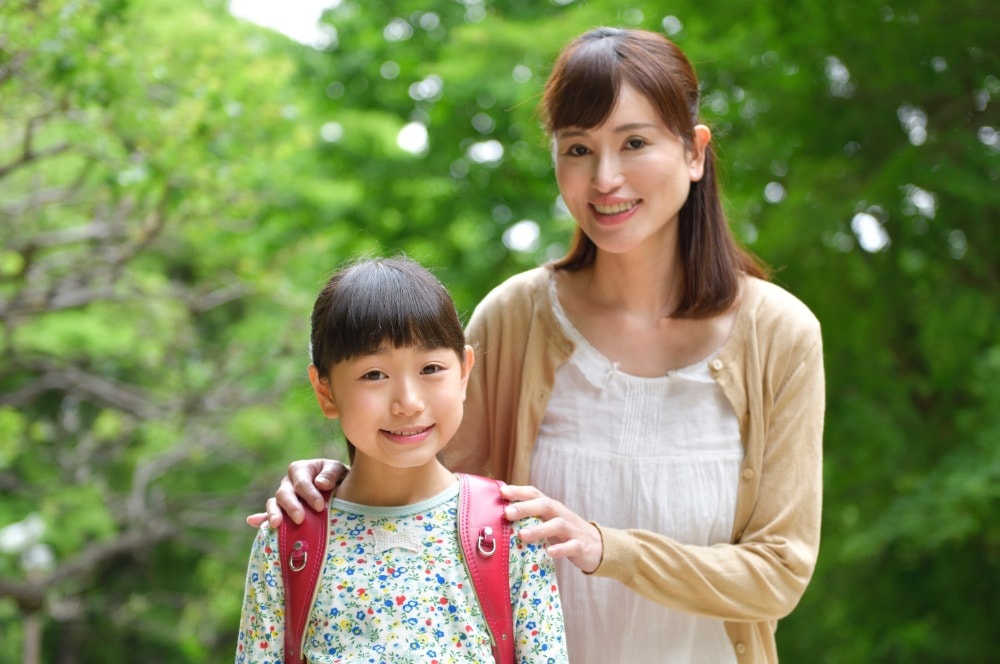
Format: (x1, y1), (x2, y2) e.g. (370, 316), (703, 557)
(279, 490), (332, 664)
(457, 473), (514, 664)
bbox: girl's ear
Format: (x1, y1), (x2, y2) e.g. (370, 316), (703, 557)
(688, 124), (712, 182)
(459, 345), (476, 400)
(308, 364), (340, 419)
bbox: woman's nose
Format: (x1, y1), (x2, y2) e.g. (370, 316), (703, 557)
(592, 153), (624, 192)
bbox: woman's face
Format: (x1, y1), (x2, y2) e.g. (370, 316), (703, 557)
(553, 83), (709, 259)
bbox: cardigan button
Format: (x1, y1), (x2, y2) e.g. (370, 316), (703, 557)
(735, 642), (747, 654)
(710, 358), (724, 372)
(742, 468), (755, 480)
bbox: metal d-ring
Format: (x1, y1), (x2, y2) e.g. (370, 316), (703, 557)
(477, 526), (496, 557)
(289, 540), (308, 571)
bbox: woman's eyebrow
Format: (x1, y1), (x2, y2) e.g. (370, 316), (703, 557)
(556, 122), (658, 139)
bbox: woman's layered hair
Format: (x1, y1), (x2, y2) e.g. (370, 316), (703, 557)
(543, 27), (768, 317)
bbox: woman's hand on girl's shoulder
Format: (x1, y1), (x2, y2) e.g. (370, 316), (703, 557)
(245, 458), (348, 529)
(501, 484), (604, 574)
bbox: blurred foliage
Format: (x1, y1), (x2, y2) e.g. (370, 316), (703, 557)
(0, 0), (997, 662)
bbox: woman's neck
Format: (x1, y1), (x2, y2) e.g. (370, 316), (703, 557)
(335, 459), (456, 507)
(586, 248), (684, 319)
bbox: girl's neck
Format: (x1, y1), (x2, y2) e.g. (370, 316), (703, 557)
(334, 458), (456, 507)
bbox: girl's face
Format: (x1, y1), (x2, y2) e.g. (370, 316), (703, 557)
(309, 343), (474, 472)
(553, 83), (710, 259)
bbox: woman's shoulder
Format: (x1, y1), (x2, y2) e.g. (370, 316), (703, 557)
(469, 265), (553, 326)
(480, 265), (552, 303)
(741, 275), (821, 335)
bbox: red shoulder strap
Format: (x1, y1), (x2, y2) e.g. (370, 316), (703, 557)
(279, 490), (331, 664)
(458, 473), (514, 664)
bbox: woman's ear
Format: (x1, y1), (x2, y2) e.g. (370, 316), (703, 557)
(688, 124), (712, 182)
(308, 364), (339, 419)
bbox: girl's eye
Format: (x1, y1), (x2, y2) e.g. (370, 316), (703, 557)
(625, 137), (646, 150)
(421, 364), (445, 375)
(361, 370), (386, 381)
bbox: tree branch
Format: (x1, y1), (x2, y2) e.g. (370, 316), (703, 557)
(0, 520), (179, 613)
(0, 361), (159, 419)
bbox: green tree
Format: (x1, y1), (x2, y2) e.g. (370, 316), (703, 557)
(1, 0), (997, 661)
(0, 0), (360, 660)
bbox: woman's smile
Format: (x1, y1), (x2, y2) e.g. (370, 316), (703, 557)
(591, 198), (641, 225)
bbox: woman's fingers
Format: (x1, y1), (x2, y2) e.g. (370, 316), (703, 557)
(313, 459), (347, 490)
(275, 475), (308, 524)
(246, 497), (286, 529)
(500, 483), (539, 500)
(501, 484), (604, 573)
(244, 459), (349, 529)
(286, 459), (331, 509)
(278, 458), (349, 523)
(245, 512), (267, 528)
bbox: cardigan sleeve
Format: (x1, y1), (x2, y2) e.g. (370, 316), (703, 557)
(591, 305), (825, 622)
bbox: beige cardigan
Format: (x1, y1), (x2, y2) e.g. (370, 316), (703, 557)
(444, 265), (825, 663)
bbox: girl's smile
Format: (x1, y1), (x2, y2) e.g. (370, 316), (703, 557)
(382, 424), (435, 444)
(309, 343), (475, 475)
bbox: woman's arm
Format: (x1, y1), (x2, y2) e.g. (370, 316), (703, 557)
(509, 329), (824, 622)
(587, 335), (825, 621)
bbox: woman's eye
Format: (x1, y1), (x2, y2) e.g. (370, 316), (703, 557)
(565, 144), (590, 157)
(625, 137), (646, 150)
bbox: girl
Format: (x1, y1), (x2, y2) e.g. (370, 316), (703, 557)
(235, 257), (567, 663)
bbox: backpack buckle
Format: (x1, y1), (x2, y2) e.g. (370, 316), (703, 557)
(289, 540), (308, 571)
(477, 526), (496, 557)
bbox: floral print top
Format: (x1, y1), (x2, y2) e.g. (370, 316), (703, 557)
(236, 481), (568, 663)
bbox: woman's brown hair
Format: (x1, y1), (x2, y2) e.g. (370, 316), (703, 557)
(543, 27), (768, 317)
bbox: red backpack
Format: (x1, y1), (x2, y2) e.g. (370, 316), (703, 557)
(279, 473), (514, 664)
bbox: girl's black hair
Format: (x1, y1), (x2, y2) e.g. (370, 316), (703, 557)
(310, 256), (466, 380)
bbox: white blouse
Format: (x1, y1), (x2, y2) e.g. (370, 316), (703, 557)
(529, 277), (743, 664)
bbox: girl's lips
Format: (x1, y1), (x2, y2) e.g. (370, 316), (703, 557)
(381, 425), (434, 445)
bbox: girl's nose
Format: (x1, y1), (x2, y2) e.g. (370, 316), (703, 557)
(391, 378), (424, 415)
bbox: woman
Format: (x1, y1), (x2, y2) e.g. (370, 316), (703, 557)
(254, 27), (824, 663)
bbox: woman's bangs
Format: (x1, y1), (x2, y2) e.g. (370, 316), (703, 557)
(549, 44), (621, 130)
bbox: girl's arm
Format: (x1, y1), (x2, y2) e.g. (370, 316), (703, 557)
(236, 526), (286, 663)
(509, 518), (570, 663)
